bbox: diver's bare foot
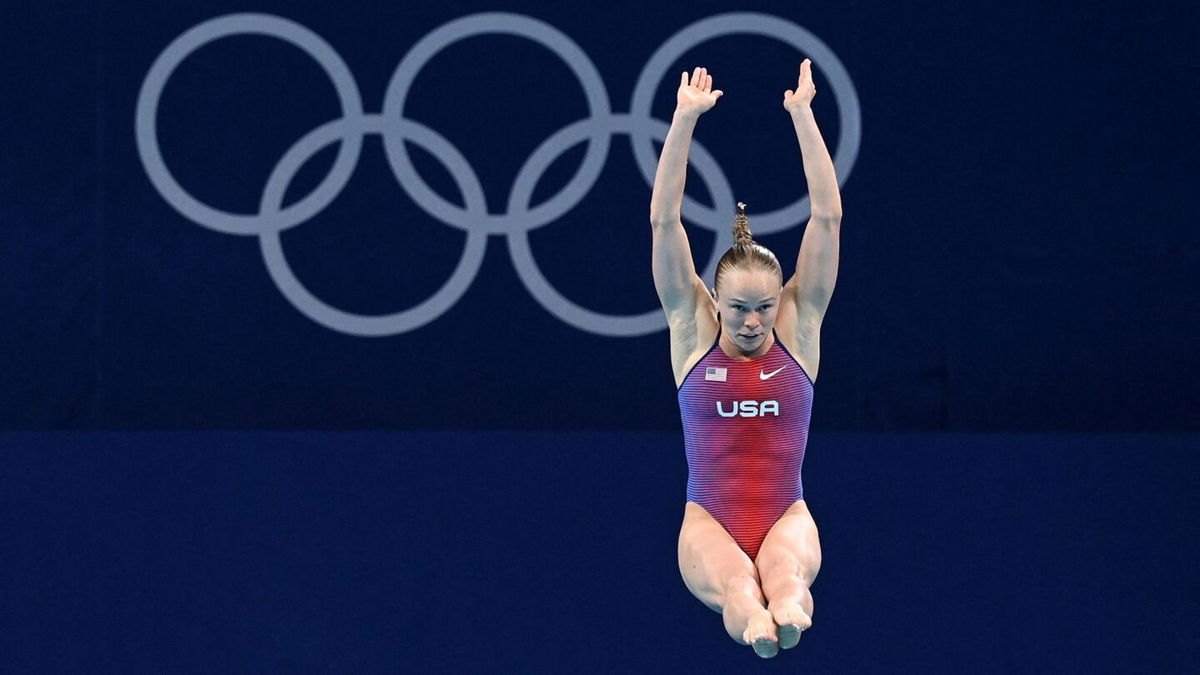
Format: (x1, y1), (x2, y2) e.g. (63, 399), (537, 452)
(743, 612), (779, 658)
(769, 601), (812, 649)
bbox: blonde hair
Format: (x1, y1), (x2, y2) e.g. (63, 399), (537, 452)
(714, 202), (782, 289)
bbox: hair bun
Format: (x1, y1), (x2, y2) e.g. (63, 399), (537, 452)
(732, 201), (753, 246)
(714, 200), (783, 290)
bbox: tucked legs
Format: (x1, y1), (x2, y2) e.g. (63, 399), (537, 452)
(754, 499), (822, 649)
(677, 501), (780, 658)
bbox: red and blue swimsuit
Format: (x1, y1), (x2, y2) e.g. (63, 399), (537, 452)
(677, 327), (815, 561)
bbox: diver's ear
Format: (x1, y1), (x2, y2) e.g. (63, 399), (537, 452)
(710, 286), (718, 300)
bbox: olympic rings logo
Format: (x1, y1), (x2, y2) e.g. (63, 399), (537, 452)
(136, 12), (860, 337)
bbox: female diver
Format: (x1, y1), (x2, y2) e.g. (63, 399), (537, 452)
(649, 62), (842, 659)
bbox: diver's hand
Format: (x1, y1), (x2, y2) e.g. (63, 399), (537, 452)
(675, 66), (723, 120)
(783, 59), (817, 113)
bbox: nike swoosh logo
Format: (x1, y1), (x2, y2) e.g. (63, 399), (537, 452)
(760, 366), (786, 380)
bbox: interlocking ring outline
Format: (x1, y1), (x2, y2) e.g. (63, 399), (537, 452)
(136, 12), (861, 337)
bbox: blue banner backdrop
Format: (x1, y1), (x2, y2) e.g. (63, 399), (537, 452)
(2, 0), (1197, 431)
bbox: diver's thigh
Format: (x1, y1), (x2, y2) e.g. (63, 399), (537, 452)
(755, 500), (822, 587)
(678, 501), (758, 613)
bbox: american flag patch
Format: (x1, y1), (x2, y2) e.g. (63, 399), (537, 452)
(705, 367), (727, 382)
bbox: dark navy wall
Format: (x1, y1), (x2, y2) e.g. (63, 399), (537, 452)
(3, 0), (1196, 431)
(3, 432), (1197, 671)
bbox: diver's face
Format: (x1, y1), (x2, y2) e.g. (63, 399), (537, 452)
(715, 268), (782, 353)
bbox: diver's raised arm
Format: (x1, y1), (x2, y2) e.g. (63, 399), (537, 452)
(784, 59), (841, 222)
(650, 67), (724, 318)
(650, 67), (723, 225)
(783, 59), (842, 324)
